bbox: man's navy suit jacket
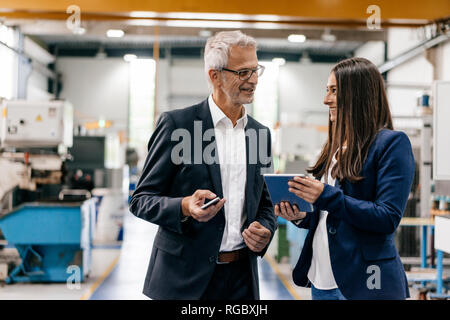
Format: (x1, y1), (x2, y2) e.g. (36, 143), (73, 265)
(129, 99), (277, 300)
(293, 129), (415, 300)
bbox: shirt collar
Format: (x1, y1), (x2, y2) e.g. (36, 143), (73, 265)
(208, 94), (248, 128)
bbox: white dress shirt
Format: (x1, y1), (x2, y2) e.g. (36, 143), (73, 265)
(307, 153), (338, 289)
(208, 94), (248, 252)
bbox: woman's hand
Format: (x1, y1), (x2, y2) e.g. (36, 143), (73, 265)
(274, 202), (307, 221)
(288, 176), (324, 204)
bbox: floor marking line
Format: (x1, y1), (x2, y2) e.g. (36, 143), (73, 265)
(263, 255), (302, 300)
(80, 254), (121, 300)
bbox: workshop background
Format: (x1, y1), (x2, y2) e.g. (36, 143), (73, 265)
(0, 0), (449, 300)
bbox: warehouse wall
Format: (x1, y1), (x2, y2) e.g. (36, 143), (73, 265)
(437, 40), (450, 81)
(56, 57), (209, 127)
(55, 56), (338, 161)
(386, 28), (434, 116)
(353, 31), (450, 116)
(159, 58), (335, 128)
(354, 41), (385, 67)
(23, 37), (55, 101)
(55, 38), (450, 154)
(278, 62), (334, 127)
(55, 57), (342, 126)
(163, 59), (209, 111)
(56, 38), (449, 132)
(56, 57), (130, 132)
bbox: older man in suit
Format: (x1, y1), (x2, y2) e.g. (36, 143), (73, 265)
(129, 30), (277, 300)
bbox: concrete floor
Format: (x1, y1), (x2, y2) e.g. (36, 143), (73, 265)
(86, 211), (302, 300)
(0, 247), (120, 300)
(0, 210), (447, 300)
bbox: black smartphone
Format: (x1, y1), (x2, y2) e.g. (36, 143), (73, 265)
(201, 197), (221, 210)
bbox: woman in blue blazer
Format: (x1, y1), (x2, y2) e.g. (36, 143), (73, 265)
(275, 57), (415, 300)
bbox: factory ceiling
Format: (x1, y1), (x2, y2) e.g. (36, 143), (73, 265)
(1, 0), (449, 27)
(5, 20), (385, 61)
(1, 0), (448, 61)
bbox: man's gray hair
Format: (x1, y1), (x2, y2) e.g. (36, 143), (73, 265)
(204, 30), (257, 88)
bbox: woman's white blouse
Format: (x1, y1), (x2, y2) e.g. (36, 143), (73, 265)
(307, 154), (338, 290)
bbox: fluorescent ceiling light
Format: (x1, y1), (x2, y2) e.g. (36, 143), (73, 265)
(165, 20), (246, 29)
(73, 27), (86, 35)
(321, 29), (337, 42)
(107, 29), (125, 38)
(95, 47), (107, 59)
(124, 54), (137, 62)
(288, 34), (306, 43)
(321, 33), (337, 42)
(129, 11), (158, 18)
(164, 12), (248, 21)
(300, 52), (312, 64)
(199, 30), (212, 37)
(272, 57), (286, 66)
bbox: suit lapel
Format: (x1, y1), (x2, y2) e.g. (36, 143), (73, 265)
(244, 122), (256, 220)
(198, 99), (258, 219)
(197, 99), (224, 198)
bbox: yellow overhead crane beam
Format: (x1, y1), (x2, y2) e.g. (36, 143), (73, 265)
(0, 0), (449, 27)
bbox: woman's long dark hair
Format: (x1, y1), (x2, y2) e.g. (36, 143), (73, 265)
(307, 57), (393, 183)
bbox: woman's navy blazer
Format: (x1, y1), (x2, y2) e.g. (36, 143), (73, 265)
(293, 129), (415, 300)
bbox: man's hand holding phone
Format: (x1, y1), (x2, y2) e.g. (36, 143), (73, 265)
(181, 190), (225, 222)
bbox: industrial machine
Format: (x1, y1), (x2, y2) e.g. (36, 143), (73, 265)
(0, 99), (96, 283)
(0, 200), (95, 283)
(0, 99), (73, 149)
(0, 99), (74, 205)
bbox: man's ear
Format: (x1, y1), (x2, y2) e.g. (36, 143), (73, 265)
(208, 69), (220, 86)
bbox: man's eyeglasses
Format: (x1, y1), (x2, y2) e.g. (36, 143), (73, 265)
(221, 64), (265, 81)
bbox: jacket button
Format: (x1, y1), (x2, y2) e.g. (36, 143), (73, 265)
(209, 256), (216, 263)
(328, 227), (336, 235)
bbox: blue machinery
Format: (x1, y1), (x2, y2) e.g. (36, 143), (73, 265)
(284, 216), (449, 299)
(401, 217), (450, 299)
(0, 199), (96, 283)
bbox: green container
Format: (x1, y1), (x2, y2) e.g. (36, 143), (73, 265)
(276, 224), (290, 263)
